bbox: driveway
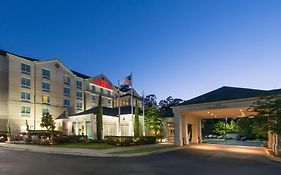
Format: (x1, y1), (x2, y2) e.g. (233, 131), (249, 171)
(0, 144), (280, 175)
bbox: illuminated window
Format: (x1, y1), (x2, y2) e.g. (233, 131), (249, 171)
(42, 95), (50, 104)
(21, 92), (30, 101)
(21, 106), (30, 114)
(42, 69), (50, 79)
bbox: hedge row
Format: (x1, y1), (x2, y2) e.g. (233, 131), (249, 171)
(28, 130), (63, 137)
(105, 136), (156, 146)
(52, 135), (87, 144)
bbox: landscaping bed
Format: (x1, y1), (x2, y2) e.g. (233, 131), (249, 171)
(105, 136), (156, 146)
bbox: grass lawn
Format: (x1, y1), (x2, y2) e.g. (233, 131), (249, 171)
(109, 145), (176, 154)
(50, 143), (116, 149)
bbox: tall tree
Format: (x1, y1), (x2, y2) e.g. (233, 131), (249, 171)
(144, 94), (157, 108)
(96, 94), (103, 140)
(134, 101), (140, 137)
(159, 96), (183, 116)
(250, 95), (281, 137)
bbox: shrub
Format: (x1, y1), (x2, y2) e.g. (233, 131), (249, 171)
(28, 130), (63, 137)
(53, 135), (87, 144)
(105, 136), (156, 146)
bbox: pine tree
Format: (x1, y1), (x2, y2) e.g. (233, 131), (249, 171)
(134, 101), (140, 137)
(96, 94), (103, 140)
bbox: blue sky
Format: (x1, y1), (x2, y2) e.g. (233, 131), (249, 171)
(1, 0), (281, 101)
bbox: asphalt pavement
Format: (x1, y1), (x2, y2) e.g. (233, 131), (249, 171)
(0, 144), (280, 175)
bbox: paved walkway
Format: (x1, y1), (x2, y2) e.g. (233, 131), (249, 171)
(0, 143), (179, 157)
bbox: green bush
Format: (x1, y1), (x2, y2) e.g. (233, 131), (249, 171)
(105, 136), (156, 146)
(53, 135), (87, 144)
(28, 130), (63, 137)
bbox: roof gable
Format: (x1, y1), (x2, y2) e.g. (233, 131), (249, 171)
(179, 86), (281, 106)
(89, 74), (116, 90)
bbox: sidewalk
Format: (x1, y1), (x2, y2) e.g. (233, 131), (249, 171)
(0, 143), (181, 157)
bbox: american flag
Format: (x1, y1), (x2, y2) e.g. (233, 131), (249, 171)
(122, 74), (132, 86)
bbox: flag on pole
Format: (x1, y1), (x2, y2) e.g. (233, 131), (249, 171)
(122, 74), (132, 86)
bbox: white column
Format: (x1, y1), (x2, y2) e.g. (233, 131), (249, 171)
(174, 108), (183, 146)
(182, 115), (188, 145)
(268, 131), (273, 149)
(197, 118), (202, 143)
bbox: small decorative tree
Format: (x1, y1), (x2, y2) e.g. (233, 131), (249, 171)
(134, 102), (140, 137)
(40, 112), (55, 137)
(96, 94), (103, 141)
(144, 107), (164, 138)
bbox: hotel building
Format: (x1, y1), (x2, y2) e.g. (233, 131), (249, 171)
(0, 50), (144, 138)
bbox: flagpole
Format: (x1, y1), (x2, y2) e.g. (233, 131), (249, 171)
(130, 72), (133, 136)
(118, 80), (121, 136)
(142, 91), (145, 136)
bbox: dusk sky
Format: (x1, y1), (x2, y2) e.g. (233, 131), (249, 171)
(1, 0), (281, 101)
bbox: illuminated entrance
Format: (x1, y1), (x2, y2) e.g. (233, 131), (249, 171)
(172, 86), (281, 150)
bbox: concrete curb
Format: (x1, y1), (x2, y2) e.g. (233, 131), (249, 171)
(107, 147), (183, 157)
(0, 143), (181, 158)
(262, 147), (281, 163)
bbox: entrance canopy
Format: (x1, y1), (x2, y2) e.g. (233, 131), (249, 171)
(172, 86), (281, 146)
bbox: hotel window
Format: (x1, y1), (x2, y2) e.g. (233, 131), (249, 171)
(76, 91), (82, 99)
(21, 106), (30, 114)
(42, 82), (50, 91)
(64, 99), (70, 107)
(107, 90), (111, 96)
(42, 69), (50, 79)
(42, 95), (50, 104)
(76, 81), (82, 89)
(108, 99), (111, 106)
(92, 95), (96, 102)
(64, 87), (70, 96)
(21, 77), (31, 88)
(21, 92), (31, 101)
(91, 85), (96, 92)
(21, 63), (31, 74)
(76, 102), (82, 109)
(100, 88), (103, 95)
(42, 107), (50, 115)
(64, 75), (70, 84)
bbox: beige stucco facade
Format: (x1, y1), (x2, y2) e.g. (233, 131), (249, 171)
(0, 50), (143, 135)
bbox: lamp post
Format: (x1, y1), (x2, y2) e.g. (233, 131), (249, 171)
(224, 118), (227, 141)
